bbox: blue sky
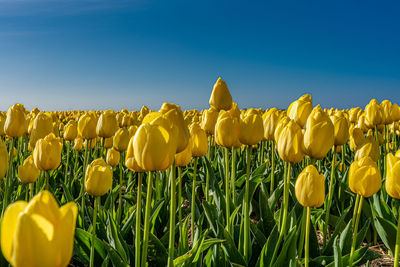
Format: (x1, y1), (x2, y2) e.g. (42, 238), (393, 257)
(0, 0), (399, 111)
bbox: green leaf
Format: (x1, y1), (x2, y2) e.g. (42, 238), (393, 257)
(75, 228), (108, 263)
(374, 216), (397, 254)
(106, 213), (130, 263)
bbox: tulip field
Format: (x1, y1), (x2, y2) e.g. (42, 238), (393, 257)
(1, 77), (400, 267)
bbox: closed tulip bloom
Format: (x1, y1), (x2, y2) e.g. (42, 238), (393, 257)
(133, 123), (176, 171)
(349, 107), (362, 123)
(128, 125), (138, 139)
(78, 111), (97, 140)
(201, 107), (219, 135)
(29, 112), (54, 150)
(0, 113), (6, 136)
(106, 147), (120, 167)
(160, 103), (190, 153)
(386, 153), (400, 199)
(190, 123), (208, 157)
(295, 165), (325, 207)
(140, 105), (150, 118)
(381, 100), (393, 125)
(0, 139), (8, 179)
(104, 137), (113, 149)
(96, 110), (118, 138)
(287, 94), (313, 128)
(355, 135), (379, 162)
(74, 136), (83, 151)
(175, 137), (193, 167)
(349, 156), (381, 197)
(125, 137), (145, 172)
(303, 106), (335, 159)
(263, 108), (280, 140)
(33, 133), (63, 171)
(392, 104), (400, 122)
(349, 126), (365, 152)
(18, 155), (40, 184)
(365, 99), (383, 128)
(1, 190), (77, 267)
(4, 103), (27, 138)
(215, 110), (240, 148)
(276, 120), (305, 163)
(113, 127), (130, 152)
(209, 77), (232, 111)
(239, 113), (264, 146)
(85, 158), (113, 196)
(229, 102), (241, 119)
(357, 114), (369, 132)
(63, 120), (78, 141)
(274, 116), (290, 143)
(331, 111), (350, 146)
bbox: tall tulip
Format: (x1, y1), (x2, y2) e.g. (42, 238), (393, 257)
(209, 77), (232, 111)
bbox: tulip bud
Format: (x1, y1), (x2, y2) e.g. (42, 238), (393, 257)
(229, 102), (241, 119)
(201, 107), (219, 135)
(1, 190), (77, 267)
(113, 127), (130, 152)
(78, 111), (97, 140)
(381, 100), (393, 125)
(365, 99), (383, 128)
(0, 139), (8, 179)
(263, 108), (280, 141)
(104, 136), (113, 149)
(96, 110), (118, 138)
(74, 136), (83, 151)
(175, 137), (193, 167)
(33, 133), (63, 171)
(85, 158), (113, 196)
(106, 147), (120, 167)
(0, 114), (6, 136)
(303, 106), (334, 159)
(355, 135), (379, 162)
(125, 137), (145, 172)
(349, 156), (381, 197)
(385, 153), (400, 199)
(29, 112), (53, 150)
(295, 165), (325, 207)
(274, 116), (290, 143)
(190, 123), (208, 157)
(215, 110), (240, 148)
(209, 77), (232, 111)
(64, 120), (78, 141)
(276, 120), (305, 163)
(392, 104), (400, 122)
(287, 94), (313, 128)
(239, 113), (264, 146)
(331, 111), (350, 146)
(4, 103), (27, 138)
(18, 155), (40, 184)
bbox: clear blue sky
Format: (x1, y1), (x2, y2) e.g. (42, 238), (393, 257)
(0, 0), (399, 111)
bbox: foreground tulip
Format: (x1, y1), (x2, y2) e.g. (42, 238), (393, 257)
(4, 103), (27, 138)
(175, 137), (192, 167)
(295, 165), (325, 267)
(201, 107), (219, 135)
(287, 94), (313, 128)
(29, 112), (53, 150)
(113, 127), (130, 152)
(239, 113), (264, 146)
(331, 111), (350, 146)
(276, 120), (305, 163)
(96, 110), (118, 138)
(85, 158), (113, 196)
(303, 106), (334, 159)
(106, 147), (120, 167)
(190, 123), (208, 157)
(354, 135), (379, 162)
(209, 77), (232, 111)
(63, 120), (78, 141)
(263, 108), (280, 141)
(215, 110), (240, 148)
(18, 155), (40, 184)
(78, 111), (97, 140)
(0, 139), (8, 180)
(1, 190), (77, 267)
(33, 133), (63, 171)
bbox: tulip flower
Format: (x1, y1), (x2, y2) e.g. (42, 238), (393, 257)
(33, 133), (62, 172)
(287, 94), (313, 128)
(365, 99), (384, 128)
(78, 111), (97, 140)
(201, 107), (219, 135)
(209, 77), (232, 111)
(85, 158), (113, 197)
(190, 123), (208, 157)
(295, 165), (325, 267)
(0, 139), (8, 180)
(29, 112), (53, 150)
(63, 120), (78, 141)
(1, 190), (77, 267)
(276, 120), (305, 163)
(113, 127), (130, 152)
(331, 111), (350, 146)
(354, 135), (379, 162)
(4, 103), (27, 138)
(239, 113), (264, 146)
(18, 155), (40, 184)
(215, 110), (240, 148)
(96, 110), (118, 138)
(106, 147), (120, 167)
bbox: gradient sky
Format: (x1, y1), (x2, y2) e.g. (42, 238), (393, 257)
(0, 0), (399, 111)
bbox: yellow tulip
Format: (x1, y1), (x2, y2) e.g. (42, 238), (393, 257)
(386, 153), (400, 199)
(365, 99), (383, 128)
(106, 147), (120, 167)
(73, 136), (83, 151)
(239, 113), (264, 146)
(263, 108), (280, 141)
(96, 110), (118, 138)
(29, 112), (53, 150)
(215, 110), (240, 148)
(0, 139), (8, 179)
(274, 116), (290, 143)
(190, 123), (208, 157)
(295, 165), (325, 207)
(4, 104), (27, 138)
(63, 120), (78, 141)
(209, 77), (232, 111)
(1, 190), (77, 267)
(349, 156), (381, 197)
(331, 111), (350, 146)
(113, 127), (130, 152)
(0, 113), (6, 136)
(354, 135), (379, 162)
(276, 120), (305, 163)
(392, 104), (400, 122)
(201, 107), (219, 135)
(125, 137), (145, 172)
(229, 102), (241, 119)
(349, 126), (364, 152)
(381, 100), (393, 125)
(78, 111), (97, 140)
(85, 158), (113, 196)
(18, 155), (40, 184)
(104, 136), (113, 149)
(175, 137), (193, 167)
(287, 94), (313, 128)
(33, 133), (63, 171)
(303, 106), (334, 159)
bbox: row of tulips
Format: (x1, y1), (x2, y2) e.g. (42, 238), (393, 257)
(0, 78), (400, 266)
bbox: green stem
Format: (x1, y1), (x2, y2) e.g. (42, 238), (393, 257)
(80, 139), (90, 227)
(89, 196), (99, 267)
(2, 137), (14, 217)
(243, 146), (252, 262)
(64, 141), (70, 184)
(270, 141), (275, 194)
(395, 204), (400, 267)
(351, 194), (360, 229)
(205, 137), (211, 201)
(191, 158), (198, 247)
(135, 172), (142, 267)
(324, 148), (336, 247)
(45, 170), (49, 190)
(349, 195), (363, 267)
(168, 163), (176, 267)
(178, 166), (183, 254)
(231, 147), (236, 207)
(141, 171), (154, 266)
(224, 147), (231, 234)
(305, 207), (311, 267)
(117, 158), (124, 224)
